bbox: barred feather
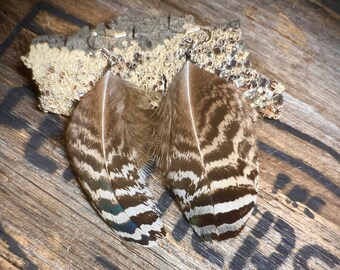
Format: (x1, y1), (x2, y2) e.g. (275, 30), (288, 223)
(155, 61), (258, 241)
(67, 71), (165, 246)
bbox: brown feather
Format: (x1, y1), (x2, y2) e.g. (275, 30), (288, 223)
(67, 71), (165, 246)
(154, 61), (258, 241)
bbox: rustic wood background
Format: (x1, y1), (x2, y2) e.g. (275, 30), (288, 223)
(0, 0), (339, 269)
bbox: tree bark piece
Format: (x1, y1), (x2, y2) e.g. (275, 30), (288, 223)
(22, 16), (284, 118)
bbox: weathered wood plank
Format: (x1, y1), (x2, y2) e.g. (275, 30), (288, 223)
(0, 0), (339, 269)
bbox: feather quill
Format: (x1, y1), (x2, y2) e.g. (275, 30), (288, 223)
(155, 61), (258, 241)
(67, 71), (165, 246)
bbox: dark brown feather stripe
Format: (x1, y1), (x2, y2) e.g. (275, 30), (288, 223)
(189, 201), (255, 227)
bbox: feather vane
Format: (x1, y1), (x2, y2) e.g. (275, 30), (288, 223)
(67, 71), (165, 246)
(155, 61), (258, 241)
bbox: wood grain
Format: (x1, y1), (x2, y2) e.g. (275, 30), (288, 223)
(0, 0), (339, 269)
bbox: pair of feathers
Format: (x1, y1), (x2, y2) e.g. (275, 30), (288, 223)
(67, 61), (258, 246)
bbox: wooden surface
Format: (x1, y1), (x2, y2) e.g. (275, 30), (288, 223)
(0, 0), (339, 269)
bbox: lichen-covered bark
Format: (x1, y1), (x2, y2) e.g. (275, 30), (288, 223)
(22, 16), (284, 117)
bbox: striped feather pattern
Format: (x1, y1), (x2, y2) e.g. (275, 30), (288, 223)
(155, 61), (258, 241)
(67, 71), (165, 246)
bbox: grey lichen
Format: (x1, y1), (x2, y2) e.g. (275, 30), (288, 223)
(21, 16), (284, 118)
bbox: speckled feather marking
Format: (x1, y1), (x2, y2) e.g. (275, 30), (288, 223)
(67, 71), (165, 246)
(156, 61), (258, 241)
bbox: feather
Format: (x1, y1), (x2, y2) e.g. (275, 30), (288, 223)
(154, 61), (258, 241)
(67, 71), (165, 246)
